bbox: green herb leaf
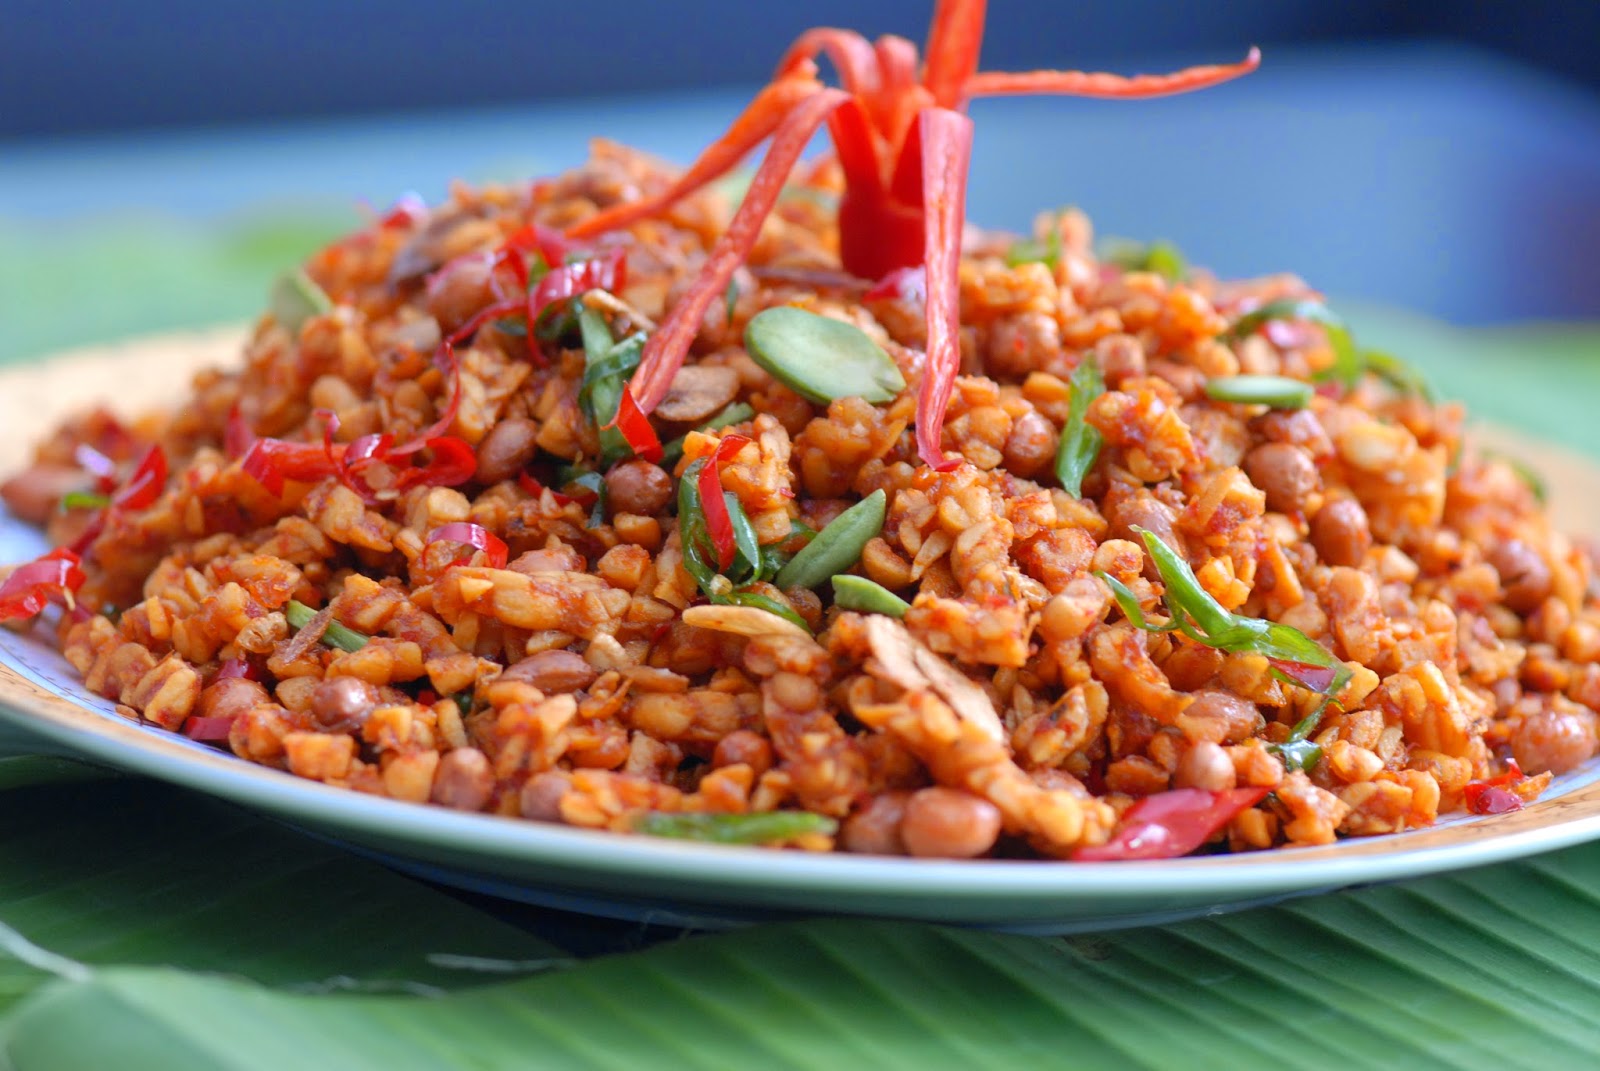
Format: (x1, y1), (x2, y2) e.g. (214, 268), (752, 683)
(269, 268), (332, 335)
(831, 575), (910, 618)
(773, 489), (887, 591)
(1093, 571), (1178, 635)
(631, 810), (837, 844)
(1054, 360), (1105, 498)
(1202, 374), (1314, 409)
(1363, 349), (1435, 402)
(559, 467), (608, 527)
(58, 491), (110, 511)
(1225, 298), (1361, 388)
(285, 600), (368, 653)
(744, 307), (905, 406)
(724, 278), (740, 327)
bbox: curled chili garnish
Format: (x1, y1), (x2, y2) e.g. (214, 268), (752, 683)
(425, 522), (509, 570)
(571, 0), (1256, 471)
(1073, 787), (1270, 861)
(697, 434), (752, 570)
(0, 548), (86, 622)
(241, 407), (475, 503)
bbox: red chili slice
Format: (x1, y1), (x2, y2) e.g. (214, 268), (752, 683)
(1464, 760), (1528, 815)
(425, 522), (509, 570)
(1267, 658), (1340, 694)
(0, 548), (86, 622)
(696, 434), (751, 571)
(183, 715), (238, 742)
(1073, 787), (1271, 862)
(613, 389), (663, 463)
(216, 658), (258, 681)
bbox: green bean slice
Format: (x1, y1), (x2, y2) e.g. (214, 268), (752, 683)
(831, 575), (910, 618)
(270, 268), (333, 335)
(632, 810), (838, 844)
(1202, 374), (1314, 409)
(744, 307), (905, 405)
(285, 600), (368, 653)
(773, 489), (887, 591)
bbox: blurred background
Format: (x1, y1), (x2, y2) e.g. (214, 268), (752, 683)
(2, 0), (1598, 363)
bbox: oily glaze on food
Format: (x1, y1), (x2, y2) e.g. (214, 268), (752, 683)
(2, 2), (1596, 860)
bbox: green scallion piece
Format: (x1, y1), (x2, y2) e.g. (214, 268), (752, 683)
(270, 268), (333, 335)
(1100, 237), (1187, 281)
(831, 575), (910, 618)
(1054, 360), (1105, 498)
(1202, 374), (1315, 410)
(285, 600), (369, 654)
(744, 307), (905, 406)
(59, 491), (111, 511)
(632, 810), (837, 844)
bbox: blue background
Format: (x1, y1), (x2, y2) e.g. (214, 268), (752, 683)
(1, 1), (1597, 351)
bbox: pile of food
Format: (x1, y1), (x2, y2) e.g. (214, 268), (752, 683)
(3, 2), (1597, 861)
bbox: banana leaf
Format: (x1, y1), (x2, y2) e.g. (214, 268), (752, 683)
(9, 841), (1600, 1069)
(0, 772), (566, 1018)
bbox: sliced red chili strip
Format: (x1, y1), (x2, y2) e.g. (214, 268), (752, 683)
(0, 548), (86, 622)
(425, 522), (509, 570)
(517, 472), (576, 506)
(111, 445), (168, 511)
(1073, 787), (1270, 862)
(224, 405), (256, 460)
(613, 389), (663, 463)
(913, 107), (973, 473)
(696, 434), (751, 570)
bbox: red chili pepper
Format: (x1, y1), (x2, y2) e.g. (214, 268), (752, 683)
(0, 548), (86, 622)
(183, 715), (238, 742)
(216, 658), (258, 681)
(1073, 787), (1270, 862)
(568, 6), (1255, 476)
(1267, 658), (1341, 694)
(425, 522), (509, 570)
(516, 472), (576, 506)
(112, 445), (168, 511)
(697, 434), (751, 570)
(379, 192), (428, 230)
(416, 689), (440, 707)
(224, 405), (256, 460)
(1464, 760), (1527, 815)
(612, 389), (664, 463)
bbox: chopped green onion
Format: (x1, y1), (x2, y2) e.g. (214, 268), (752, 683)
(59, 491), (110, 511)
(632, 810), (837, 844)
(558, 466), (608, 527)
(1482, 450), (1548, 504)
(1269, 707), (1328, 774)
(1006, 212), (1065, 270)
(1222, 299), (1433, 401)
(270, 268), (333, 335)
(724, 279), (740, 327)
(1100, 237), (1187, 281)
(285, 600), (369, 653)
(661, 402), (757, 467)
(716, 589), (812, 634)
(1202, 374), (1314, 410)
(576, 306), (644, 466)
(1054, 360), (1105, 498)
(831, 575), (910, 618)
(773, 490), (887, 591)
(744, 307), (905, 405)
(1099, 528), (1351, 701)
